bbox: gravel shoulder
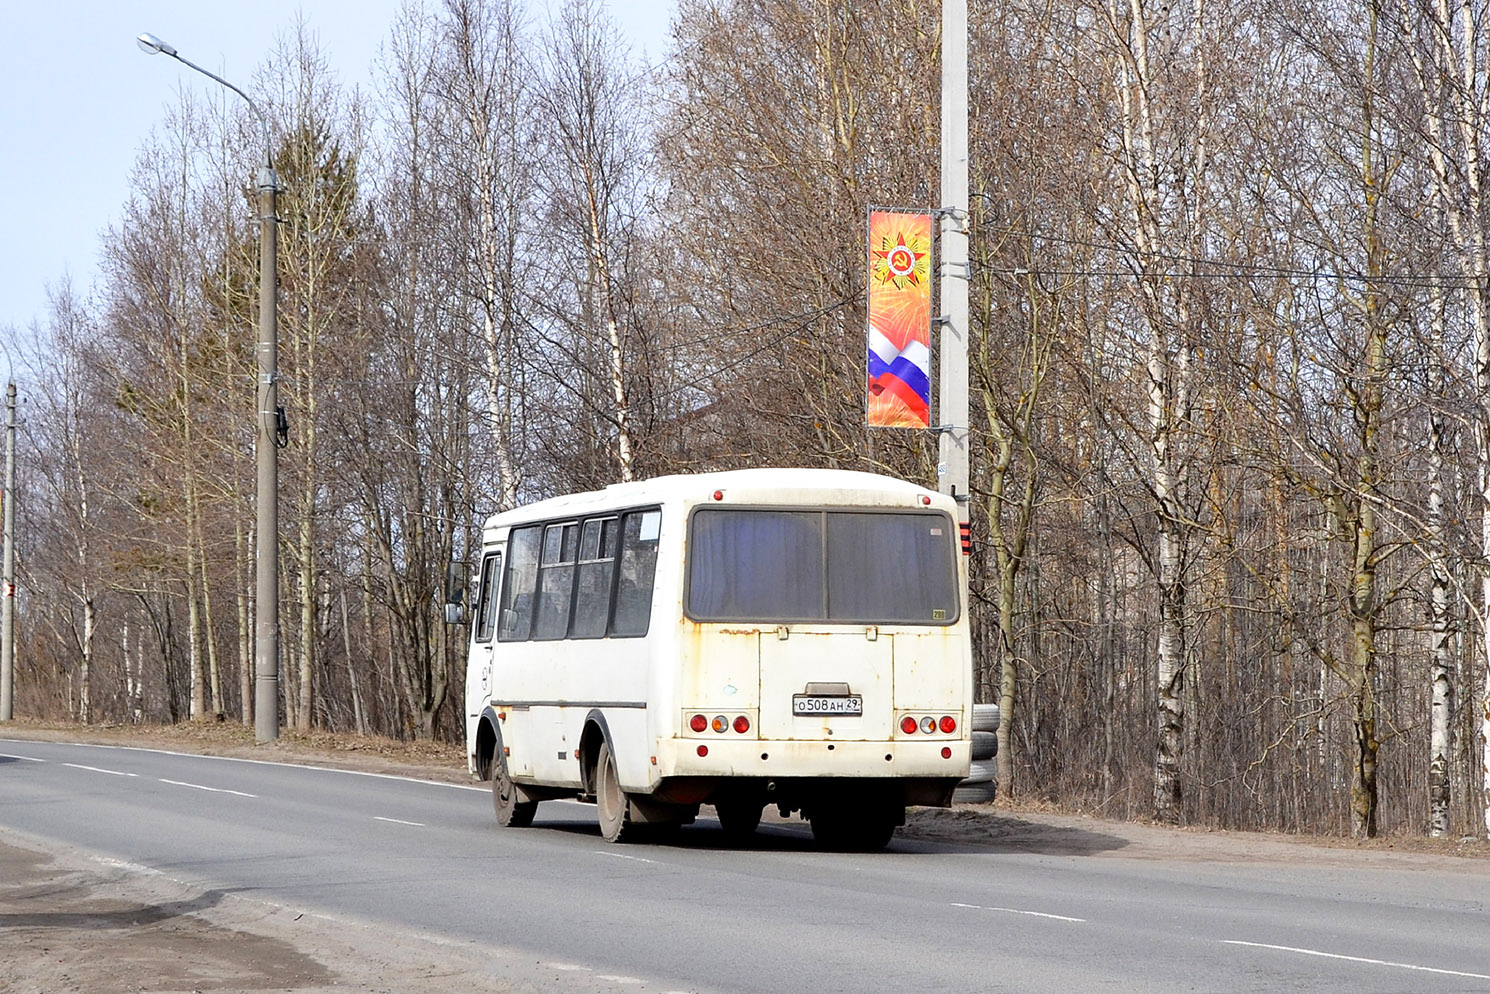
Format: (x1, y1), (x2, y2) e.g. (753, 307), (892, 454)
(3, 720), (1487, 993)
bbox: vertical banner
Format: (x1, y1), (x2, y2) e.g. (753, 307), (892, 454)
(866, 208), (933, 429)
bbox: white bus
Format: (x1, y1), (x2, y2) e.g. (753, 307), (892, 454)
(452, 468), (972, 850)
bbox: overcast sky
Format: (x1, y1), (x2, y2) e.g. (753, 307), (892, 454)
(0, 0), (673, 343)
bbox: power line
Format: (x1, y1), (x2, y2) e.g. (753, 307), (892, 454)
(980, 224), (1482, 290)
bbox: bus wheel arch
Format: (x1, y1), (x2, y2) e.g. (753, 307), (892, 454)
(578, 711), (614, 797)
(475, 708), (501, 781)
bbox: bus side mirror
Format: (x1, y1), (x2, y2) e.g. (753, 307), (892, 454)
(444, 564), (468, 625)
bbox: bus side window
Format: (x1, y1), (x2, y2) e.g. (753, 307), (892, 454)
(570, 517), (617, 639)
(498, 525), (542, 642)
(473, 552), (502, 643)
(611, 509), (661, 637)
(534, 522), (580, 640)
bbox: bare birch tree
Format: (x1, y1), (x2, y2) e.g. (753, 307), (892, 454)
(1397, 0), (1490, 840)
(434, 0), (534, 509)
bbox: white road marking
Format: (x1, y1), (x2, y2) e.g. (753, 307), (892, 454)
(594, 851), (656, 864)
(63, 763), (137, 777)
(0, 752), (45, 762)
(547, 963), (590, 972)
(595, 976), (644, 985)
(951, 902), (1085, 923)
(373, 816), (426, 827)
(158, 778), (257, 797)
(1223, 940), (1490, 980)
(1, 739), (488, 791)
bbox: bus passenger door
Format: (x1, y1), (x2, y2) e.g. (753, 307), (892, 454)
(466, 548), (504, 729)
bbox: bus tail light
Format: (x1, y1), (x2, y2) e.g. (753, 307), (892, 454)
(690, 714), (708, 733)
(942, 746), (952, 759)
(733, 715), (750, 734)
(920, 716), (936, 734)
(697, 745), (709, 757)
(901, 716), (919, 735)
(940, 715), (957, 734)
(711, 715), (728, 733)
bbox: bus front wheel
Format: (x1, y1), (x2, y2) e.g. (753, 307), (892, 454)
(595, 741), (634, 843)
(492, 749), (537, 828)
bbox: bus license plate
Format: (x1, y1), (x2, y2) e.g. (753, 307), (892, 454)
(793, 695), (863, 717)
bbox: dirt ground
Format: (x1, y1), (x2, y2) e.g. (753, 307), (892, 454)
(3, 719), (1488, 994)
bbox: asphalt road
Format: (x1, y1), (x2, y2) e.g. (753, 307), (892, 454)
(2, 739), (1487, 993)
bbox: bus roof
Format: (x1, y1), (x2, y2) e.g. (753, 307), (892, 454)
(481, 468), (952, 531)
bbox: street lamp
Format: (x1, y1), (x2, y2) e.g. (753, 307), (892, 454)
(138, 32), (281, 743)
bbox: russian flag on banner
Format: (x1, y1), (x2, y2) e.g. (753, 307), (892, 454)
(866, 209), (933, 429)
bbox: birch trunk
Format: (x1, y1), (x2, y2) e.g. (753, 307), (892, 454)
(1446, 0), (1490, 841)
(236, 521), (253, 726)
(1437, 0), (1490, 840)
(67, 370), (95, 725)
(1404, 0), (1485, 840)
(79, 598), (95, 725)
(585, 185), (634, 481)
(1108, 0), (1198, 822)
(1425, 278), (1454, 836)
(340, 585), (368, 737)
(450, 0), (528, 511)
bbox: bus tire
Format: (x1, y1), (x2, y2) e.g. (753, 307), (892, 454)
(596, 741), (634, 843)
(810, 809), (896, 852)
(492, 749), (537, 828)
(714, 798), (763, 840)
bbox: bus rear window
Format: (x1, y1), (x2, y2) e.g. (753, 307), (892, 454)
(686, 509), (958, 625)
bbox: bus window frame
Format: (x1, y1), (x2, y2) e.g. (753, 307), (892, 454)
(472, 551), (503, 644)
(494, 504), (662, 644)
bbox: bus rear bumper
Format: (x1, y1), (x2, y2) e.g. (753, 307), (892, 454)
(654, 737), (971, 783)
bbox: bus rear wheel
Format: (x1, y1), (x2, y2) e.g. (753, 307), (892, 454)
(492, 749), (537, 828)
(595, 741), (634, 843)
(714, 797), (763, 840)
(809, 809), (896, 852)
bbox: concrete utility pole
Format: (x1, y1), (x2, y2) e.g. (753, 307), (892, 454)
(0, 383), (14, 722)
(939, 0), (971, 527)
(138, 32), (281, 741)
(253, 164), (281, 744)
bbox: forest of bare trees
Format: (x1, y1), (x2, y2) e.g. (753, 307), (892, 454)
(6, 0), (1490, 841)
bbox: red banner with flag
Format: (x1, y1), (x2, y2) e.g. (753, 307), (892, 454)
(866, 209), (933, 429)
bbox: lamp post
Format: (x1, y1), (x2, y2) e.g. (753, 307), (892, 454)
(138, 32), (280, 743)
